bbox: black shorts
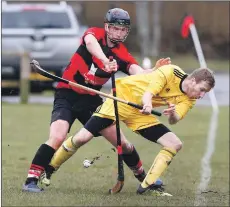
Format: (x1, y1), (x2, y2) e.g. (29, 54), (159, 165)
(84, 115), (171, 143)
(136, 124), (171, 143)
(51, 88), (103, 134)
(84, 116), (114, 136)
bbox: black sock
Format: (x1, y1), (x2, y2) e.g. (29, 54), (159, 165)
(45, 164), (56, 175)
(122, 146), (144, 175)
(25, 144), (55, 184)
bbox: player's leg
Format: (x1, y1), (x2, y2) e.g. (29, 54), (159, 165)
(84, 115), (146, 183)
(22, 92), (75, 192)
(45, 118), (157, 186)
(101, 127), (162, 184)
(56, 116), (114, 160)
(136, 124), (182, 196)
(93, 98), (163, 185)
(95, 97), (163, 185)
(23, 119), (70, 192)
(43, 95), (104, 186)
(91, 97), (148, 182)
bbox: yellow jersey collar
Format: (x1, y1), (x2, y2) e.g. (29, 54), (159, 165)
(179, 74), (188, 93)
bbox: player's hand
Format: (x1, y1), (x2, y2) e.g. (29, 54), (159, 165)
(153, 57), (171, 70)
(140, 104), (153, 115)
(103, 59), (118, 72)
(162, 103), (176, 116)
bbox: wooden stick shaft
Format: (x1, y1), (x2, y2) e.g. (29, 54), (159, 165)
(68, 81), (128, 104)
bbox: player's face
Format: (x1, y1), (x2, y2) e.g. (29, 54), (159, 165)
(187, 79), (211, 99)
(105, 24), (129, 42)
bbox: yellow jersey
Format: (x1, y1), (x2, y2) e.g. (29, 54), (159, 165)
(116, 64), (196, 120)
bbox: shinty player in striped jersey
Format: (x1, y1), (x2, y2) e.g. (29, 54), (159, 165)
(54, 65), (215, 196)
(22, 8), (171, 192)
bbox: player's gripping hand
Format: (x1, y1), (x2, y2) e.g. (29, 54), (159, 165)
(153, 57), (171, 70)
(162, 103), (176, 116)
(102, 58), (118, 72)
(140, 104), (153, 115)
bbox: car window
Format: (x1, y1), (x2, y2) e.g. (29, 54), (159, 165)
(2, 11), (71, 29)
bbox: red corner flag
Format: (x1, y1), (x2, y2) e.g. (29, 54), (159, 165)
(181, 15), (195, 38)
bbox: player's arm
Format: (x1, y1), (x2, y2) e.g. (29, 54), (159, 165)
(84, 34), (117, 72)
(140, 69), (167, 114)
(163, 104), (180, 125)
(129, 58), (171, 75)
(163, 100), (196, 125)
(84, 34), (108, 63)
(140, 91), (154, 114)
(129, 64), (150, 75)
(168, 111), (180, 125)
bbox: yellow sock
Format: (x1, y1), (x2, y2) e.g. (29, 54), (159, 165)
(50, 136), (77, 170)
(141, 147), (177, 188)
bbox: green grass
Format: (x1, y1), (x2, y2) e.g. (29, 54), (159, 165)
(2, 104), (229, 206)
(133, 53), (229, 73)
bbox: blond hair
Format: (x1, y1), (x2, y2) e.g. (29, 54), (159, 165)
(188, 67), (215, 88)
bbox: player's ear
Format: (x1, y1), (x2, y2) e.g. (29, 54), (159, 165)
(191, 77), (196, 84)
(104, 23), (109, 31)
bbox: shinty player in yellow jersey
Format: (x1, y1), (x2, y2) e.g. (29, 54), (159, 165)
(53, 64), (215, 196)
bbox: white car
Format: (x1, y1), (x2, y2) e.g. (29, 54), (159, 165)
(2, 1), (86, 93)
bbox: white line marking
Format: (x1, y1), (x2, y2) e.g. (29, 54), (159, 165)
(194, 108), (219, 206)
(185, 22), (219, 206)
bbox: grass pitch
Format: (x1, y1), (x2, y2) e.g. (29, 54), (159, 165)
(2, 103), (229, 206)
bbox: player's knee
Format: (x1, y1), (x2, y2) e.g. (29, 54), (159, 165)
(48, 134), (66, 149)
(49, 130), (66, 143)
(55, 136), (66, 144)
(48, 120), (69, 148)
(168, 138), (183, 152)
(158, 132), (183, 152)
(174, 140), (183, 152)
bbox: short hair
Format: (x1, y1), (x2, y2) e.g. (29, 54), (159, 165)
(188, 67), (215, 88)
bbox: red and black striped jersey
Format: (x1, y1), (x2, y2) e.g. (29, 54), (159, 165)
(57, 27), (138, 95)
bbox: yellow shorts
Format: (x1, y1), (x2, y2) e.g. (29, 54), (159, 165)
(94, 92), (161, 131)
